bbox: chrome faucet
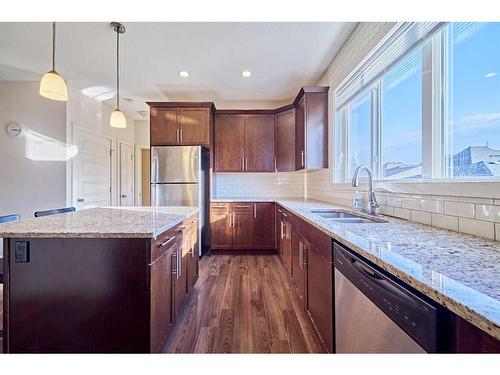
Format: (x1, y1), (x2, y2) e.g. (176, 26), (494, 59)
(351, 165), (379, 215)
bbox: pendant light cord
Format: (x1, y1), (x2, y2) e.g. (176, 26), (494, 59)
(52, 22), (56, 71)
(116, 26), (120, 110)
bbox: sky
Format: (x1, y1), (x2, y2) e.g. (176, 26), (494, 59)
(370, 22), (500, 168)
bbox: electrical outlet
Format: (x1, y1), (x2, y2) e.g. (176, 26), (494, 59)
(14, 241), (29, 263)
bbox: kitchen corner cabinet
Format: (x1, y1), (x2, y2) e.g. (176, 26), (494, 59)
(210, 202), (276, 250)
(294, 87), (329, 170)
(215, 114), (275, 172)
(275, 107), (296, 172)
(148, 103), (213, 146)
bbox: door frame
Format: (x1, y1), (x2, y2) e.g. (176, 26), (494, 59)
(118, 140), (135, 206)
(134, 144), (150, 206)
(67, 123), (113, 208)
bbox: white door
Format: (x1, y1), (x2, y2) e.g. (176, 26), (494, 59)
(72, 127), (112, 209)
(119, 142), (134, 206)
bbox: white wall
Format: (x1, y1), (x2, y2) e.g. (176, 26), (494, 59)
(135, 120), (150, 146)
(306, 22), (500, 241)
(66, 86), (136, 206)
(0, 81), (67, 219)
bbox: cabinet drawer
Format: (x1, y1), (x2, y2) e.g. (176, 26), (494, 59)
(151, 224), (183, 263)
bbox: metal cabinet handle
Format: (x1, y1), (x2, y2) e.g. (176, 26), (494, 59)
(299, 241), (303, 269)
(301, 150), (305, 167)
(280, 221), (284, 239)
(282, 212), (288, 218)
(235, 205), (251, 208)
(274, 157), (277, 172)
(254, 204), (257, 218)
(245, 157), (248, 171)
(241, 157), (245, 171)
(158, 236), (175, 248)
(176, 129), (179, 143)
(180, 128), (183, 143)
(177, 247), (181, 279)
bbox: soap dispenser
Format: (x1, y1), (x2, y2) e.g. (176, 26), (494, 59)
(352, 191), (363, 211)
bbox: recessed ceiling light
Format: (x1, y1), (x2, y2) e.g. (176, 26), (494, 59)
(179, 71), (190, 78)
(241, 70), (252, 78)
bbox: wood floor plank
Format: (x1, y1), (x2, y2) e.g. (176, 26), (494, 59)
(165, 254), (326, 354)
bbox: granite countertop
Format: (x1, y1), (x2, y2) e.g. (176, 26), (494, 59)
(0, 206), (199, 239)
(212, 197), (500, 340)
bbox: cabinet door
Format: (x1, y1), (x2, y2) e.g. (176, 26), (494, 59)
(232, 204), (254, 249)
(291, 229), (307, 308)
(275, 109), (296, 172)
(150, 249), (174, 353)
(179, 108), (210, 145)
(187, 223), (199, 291)
(215, 115), (245, 172)
(307, 243), (333, 352)
(173, 241), (187, 322)
(210, 205), (232, 249)
(304, 92), (328, 169)
(283, 220), (292, 276)
(253, 203), (275, 249)
(295, 97), (306, 170)
(150, 108), (179, 145)
(244, 114), (275, 172)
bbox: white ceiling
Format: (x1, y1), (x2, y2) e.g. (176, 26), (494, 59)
(0, 22), (356, 119)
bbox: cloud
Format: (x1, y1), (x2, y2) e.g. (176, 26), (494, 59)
(484, 72), (497, 78)
(449, 112), (500, 133)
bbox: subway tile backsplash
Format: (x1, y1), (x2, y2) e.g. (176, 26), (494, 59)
(305, 170), (500, 241)
(212, 169), (500, 241)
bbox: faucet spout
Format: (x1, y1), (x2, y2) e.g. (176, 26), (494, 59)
(351, 165), (379, 215)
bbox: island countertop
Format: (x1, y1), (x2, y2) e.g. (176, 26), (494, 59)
(0, 206), (199, 239)
(212, 197), (500, 341)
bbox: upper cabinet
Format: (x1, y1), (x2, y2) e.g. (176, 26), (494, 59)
(275, 107), (296, 172)
(148, 103), (214, 146)
(294, 87), (329, 170)
(215, 113), (275, 172)
(213, 86), (328, 173)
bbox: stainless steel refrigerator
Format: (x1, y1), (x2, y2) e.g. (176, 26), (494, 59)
(151, 146), (209, 256)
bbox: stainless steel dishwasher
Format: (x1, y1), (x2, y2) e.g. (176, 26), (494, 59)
(334, 243), (438, 353)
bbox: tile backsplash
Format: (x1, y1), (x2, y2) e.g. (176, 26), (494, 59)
(212, 169), (499, 241)
(305, 169), (500, 241)
(212, 171), (305, 198)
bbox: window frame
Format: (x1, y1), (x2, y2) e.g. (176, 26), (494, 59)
(333, 22), (500, 184)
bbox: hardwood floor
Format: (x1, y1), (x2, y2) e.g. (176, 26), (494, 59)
(166, 254), (326, 353)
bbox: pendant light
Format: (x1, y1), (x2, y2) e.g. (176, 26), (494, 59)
(39, 22), (68, 101)
(110, 22), (127, 129)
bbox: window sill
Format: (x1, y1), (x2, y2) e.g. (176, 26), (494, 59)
(331, 179), (500, 198)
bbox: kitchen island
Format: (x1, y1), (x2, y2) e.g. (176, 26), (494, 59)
(0, 206), (199, 353)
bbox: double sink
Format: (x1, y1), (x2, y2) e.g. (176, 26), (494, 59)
(310, 209), (387, 224)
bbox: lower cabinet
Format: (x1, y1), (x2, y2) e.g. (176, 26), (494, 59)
(290, 228), (307, 308)
(276, 204), (334, 353)
(210, 202), (276, 250)
(150, 216), (199, 353)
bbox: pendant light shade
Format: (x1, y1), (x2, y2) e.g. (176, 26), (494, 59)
(110, 22), (126, 129)
(110, 108), (127, 128)
(40, 22), (68, 101)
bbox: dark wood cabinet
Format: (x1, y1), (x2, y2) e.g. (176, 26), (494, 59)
(307, 241), (333, 352)
(150, 242), (175, 352)
(215, 113), (275, 172)
(252, 203), (276, 249)
(294, 87), (329, 170)
(186, 222), (199, 292)
(150, 108), (178, 145)
(232, 204), (254, 249)
(244, 114), (275, 172)
(210, 202), (276, 250)
(291, 228), (307, 308)
(214, 115), (245, 172)
(173, 239), (187, 322)
(148, 103), (213, 146)
(210, 204), (232, 249)
(275, 107), (296, 172)
(277, 206), (292, 275)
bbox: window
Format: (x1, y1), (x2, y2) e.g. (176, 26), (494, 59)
(347, 89), (372, 177)
(444, 22), (500, 178)
(381, 47), (423, 180)
(334, 22), (500, 182)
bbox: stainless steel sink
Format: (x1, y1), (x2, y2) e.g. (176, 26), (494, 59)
(310, 209), (387, 223)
